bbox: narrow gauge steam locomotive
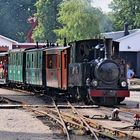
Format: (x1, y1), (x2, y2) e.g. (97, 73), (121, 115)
(0, 38), (129, 105)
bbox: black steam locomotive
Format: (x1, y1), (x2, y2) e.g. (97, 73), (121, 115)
(0, 38), (129, 105)
(68, 38), (129, 105)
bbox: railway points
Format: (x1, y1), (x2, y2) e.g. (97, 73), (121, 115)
(0, 88), (140, 140)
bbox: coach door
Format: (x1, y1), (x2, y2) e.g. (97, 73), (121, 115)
(61, 49), (68, 90)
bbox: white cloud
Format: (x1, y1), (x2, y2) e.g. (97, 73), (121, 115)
(91, 0), (112, 13)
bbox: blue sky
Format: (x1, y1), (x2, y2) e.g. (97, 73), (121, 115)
(92, 0), (112, 13)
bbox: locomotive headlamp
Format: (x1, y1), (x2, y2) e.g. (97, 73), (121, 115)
(121, 81), (127, 87)
(86, 78), (91, 86)
(92, 80), (98, 87)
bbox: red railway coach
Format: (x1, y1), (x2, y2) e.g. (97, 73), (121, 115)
(44, 46), (70, 92)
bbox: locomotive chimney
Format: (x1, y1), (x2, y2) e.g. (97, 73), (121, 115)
(113, 41), (120, 57)
(104, 38), (112, 59)
(124, 22), (129, 36)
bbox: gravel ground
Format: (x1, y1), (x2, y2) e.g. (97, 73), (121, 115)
(0, 109), (64, 140)
(0, 88), (64, 140)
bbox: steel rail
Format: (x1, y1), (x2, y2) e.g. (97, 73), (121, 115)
(0, 104), (98, 109)
(29, 107), (88, 132)
(5, 92), (137, 140)
(66, 101), (140, 140)
(28, 106), (120, 140)
(67, 101), (99, 140)
(85, 116), (140, 140)
(24, 102), (140, 140)
(51, 98), (70, 140)
(29, 108), (62, 126)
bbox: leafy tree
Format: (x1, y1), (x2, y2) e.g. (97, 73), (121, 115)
(33, 0), (62, 43)
(109, 0), (140, 30)
(55, 0), (100, 42)
(0, 0), (36, 42)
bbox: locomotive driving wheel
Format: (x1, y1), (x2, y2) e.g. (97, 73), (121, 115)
(69, 87), (88, 102)
(82, 88), (95, 105)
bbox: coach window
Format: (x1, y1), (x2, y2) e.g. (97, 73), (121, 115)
(26, 54), (29, 68)
(34, 53), (37, 68)
(17, 53), (19, 66)
(9, 54), (12, 65)
(12, 54), (14, 65)
(38, 52), (40, 68)
(21, 54), (22, 65)
(17, 53), (19, 65)
(32, 53), (34, 68)
(18, 53), (20, 65)
(36, 53), (38, 68)
(33, 53), (36, 68)
(52, 54), (57, 69)
(15, 54), (17, 66)
(37, 52), (41, 68)
(40, 52), (42, 67)
(47, 55), (52, 69)
(14, 54), (16, 65)
(47, 54), (57, 69)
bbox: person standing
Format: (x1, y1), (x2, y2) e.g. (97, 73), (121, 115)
(0, 61), (3, 78)
(127, 64), (135, 85)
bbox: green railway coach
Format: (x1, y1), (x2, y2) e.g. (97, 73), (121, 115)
(8, 49), (26, 83)
(25, 48), (46, 87)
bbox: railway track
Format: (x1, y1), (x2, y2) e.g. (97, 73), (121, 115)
(0, 88), (140, 139)
(21, 96), (140, 140)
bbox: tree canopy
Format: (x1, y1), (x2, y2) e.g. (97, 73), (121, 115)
(55, 0), (100, 42)
(32, 0), (62, 43)
(0, 0), (36, 42)
(109, 0), (140, 30)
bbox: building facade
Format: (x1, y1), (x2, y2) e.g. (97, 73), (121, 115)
(103, 29), (140, 77)
(0, 35), (18, 52)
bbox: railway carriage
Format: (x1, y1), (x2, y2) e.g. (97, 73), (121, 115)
(0, 52), (8, 84)
(8, 49), (26, 86)
(44, 46), (70, 91)
(25, 48), (46, 90)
